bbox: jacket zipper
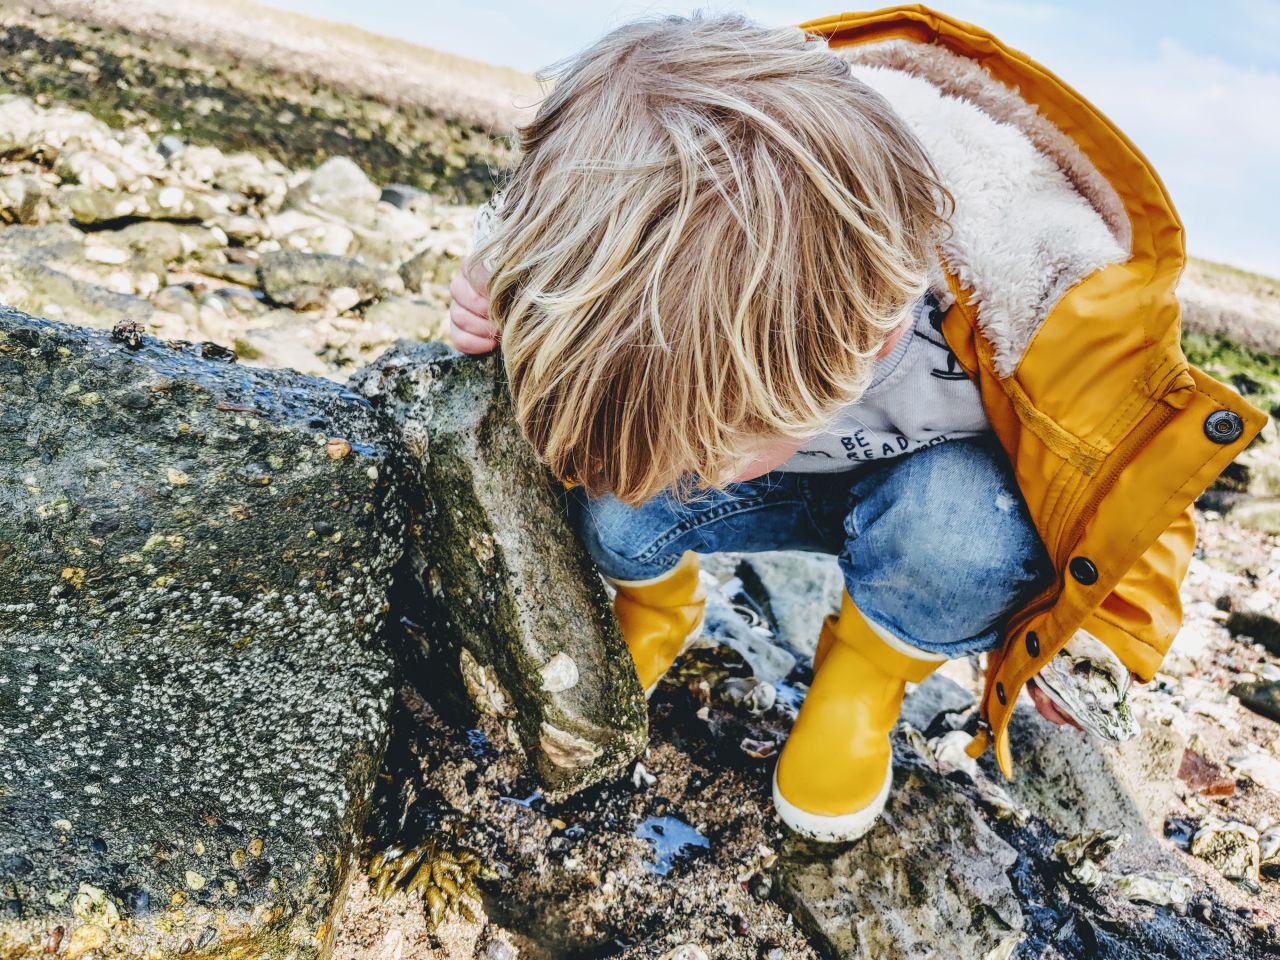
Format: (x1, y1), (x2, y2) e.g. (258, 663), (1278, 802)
(1054, 399), (1178, 574)
(981, 393), (1180, 729)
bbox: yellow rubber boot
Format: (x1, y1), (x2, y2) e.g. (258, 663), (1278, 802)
(811, 622), (835, 672)
(774, 591), (945, 842)
(607, 551), (706, 697)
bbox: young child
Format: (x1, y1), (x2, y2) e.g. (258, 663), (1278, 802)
(447, 8), (1265, 841)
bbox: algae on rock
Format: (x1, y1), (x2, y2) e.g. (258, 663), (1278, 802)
(354, 341), (648, 801)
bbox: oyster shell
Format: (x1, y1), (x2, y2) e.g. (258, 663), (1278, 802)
(1031, 628), (1138, 741)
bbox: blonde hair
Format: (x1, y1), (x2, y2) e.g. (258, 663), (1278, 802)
(475, 12), (955, 506)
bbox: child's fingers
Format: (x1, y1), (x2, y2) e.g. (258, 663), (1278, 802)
(460, 253), (491, 290)
(450, 300), (499, 340)
(449, 319), (498, 355)
(449, 262), (490, 317)
(1027, 680), (1082, 730)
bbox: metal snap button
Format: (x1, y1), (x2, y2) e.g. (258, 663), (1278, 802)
(996, 682), (1007, 706)
(1069, 556), (1098, 585)
(1025, 631), (1040, 656)
(1204, 410), (1244, 444)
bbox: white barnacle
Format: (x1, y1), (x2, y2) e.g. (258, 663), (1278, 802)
(539, 653), (579, 694)
(539, 722), (601, 769)
(459, 648), (512, 717)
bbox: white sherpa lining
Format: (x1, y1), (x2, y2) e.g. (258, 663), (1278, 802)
(835, 40), (1129, 379)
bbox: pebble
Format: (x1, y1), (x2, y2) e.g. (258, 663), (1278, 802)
(1260, 825), (1280, 870)
(480, 941), (518, 960)
(379, 184), (426, 210)
(1190, 820), (1261, 882)
(84, 244), (129, 265)
(660, 947), (708, 960)
(157, 134), (186, 160)
(1178, 747), (1236, 797)
(65, 924), (107, 959)
(1227, 750), (1280, 792)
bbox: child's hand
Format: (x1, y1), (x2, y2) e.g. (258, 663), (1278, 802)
(449, 256), (500, 355)
(1027, 679), (1083, 731)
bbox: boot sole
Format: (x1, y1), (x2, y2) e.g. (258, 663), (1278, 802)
(771, 763), (892, 842)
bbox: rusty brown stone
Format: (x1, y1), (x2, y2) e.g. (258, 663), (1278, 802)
(1178, 748), (1236, 798)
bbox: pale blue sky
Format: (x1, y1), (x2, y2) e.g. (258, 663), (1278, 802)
(266, 1), (1280, 278)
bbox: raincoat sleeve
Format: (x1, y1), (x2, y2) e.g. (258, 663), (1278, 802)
(1077, 503), (1197, 682)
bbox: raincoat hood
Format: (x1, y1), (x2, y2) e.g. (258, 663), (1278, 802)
(805, 5), (1149, 382)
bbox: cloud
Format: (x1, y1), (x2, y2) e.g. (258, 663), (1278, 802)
(1055, 37), (1280, 275)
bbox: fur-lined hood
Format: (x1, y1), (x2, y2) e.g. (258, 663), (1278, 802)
(834, 39), (1130, 378)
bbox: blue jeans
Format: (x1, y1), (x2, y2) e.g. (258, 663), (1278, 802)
(565, 435), (1054, 658)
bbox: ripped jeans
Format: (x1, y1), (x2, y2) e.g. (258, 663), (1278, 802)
(565, 434), (1054, 658)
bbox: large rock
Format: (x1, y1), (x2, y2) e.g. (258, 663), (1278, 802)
(397, 247), (457, 293)
(0, 309), (404, 959)
(1226, 610), (1280, 657)
(354, 342), (647, 800)
(285, 157), (380, 229)
(68, 186), (229, 225)
(775, 739), (1025, 959)
(774, 699), (1266, 959)
(257, 249), (383, 309)
(1232, 680), (1280, 723)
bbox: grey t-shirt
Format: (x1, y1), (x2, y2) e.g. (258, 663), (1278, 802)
(780, 291), (991, 472)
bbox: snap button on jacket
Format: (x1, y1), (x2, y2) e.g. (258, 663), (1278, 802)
(801, 6), (1268, 777)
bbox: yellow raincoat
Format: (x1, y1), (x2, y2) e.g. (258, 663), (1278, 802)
(799, 6), (1269, 776)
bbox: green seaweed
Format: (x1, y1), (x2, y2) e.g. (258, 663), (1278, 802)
(368, 841), (497, 929)
(1183, 330), (1280, 419)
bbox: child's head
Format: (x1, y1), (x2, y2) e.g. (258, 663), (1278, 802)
(476, 13), (954, 506)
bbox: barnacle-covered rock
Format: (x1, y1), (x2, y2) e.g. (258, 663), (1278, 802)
(353, 342), (647, 800)
(0, 308), (404, 959)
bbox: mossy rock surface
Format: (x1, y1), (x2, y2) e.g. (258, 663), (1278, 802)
(0, 13), (507, 204)
(0, 309), (404, 959)
(354, 342), (648, 801)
